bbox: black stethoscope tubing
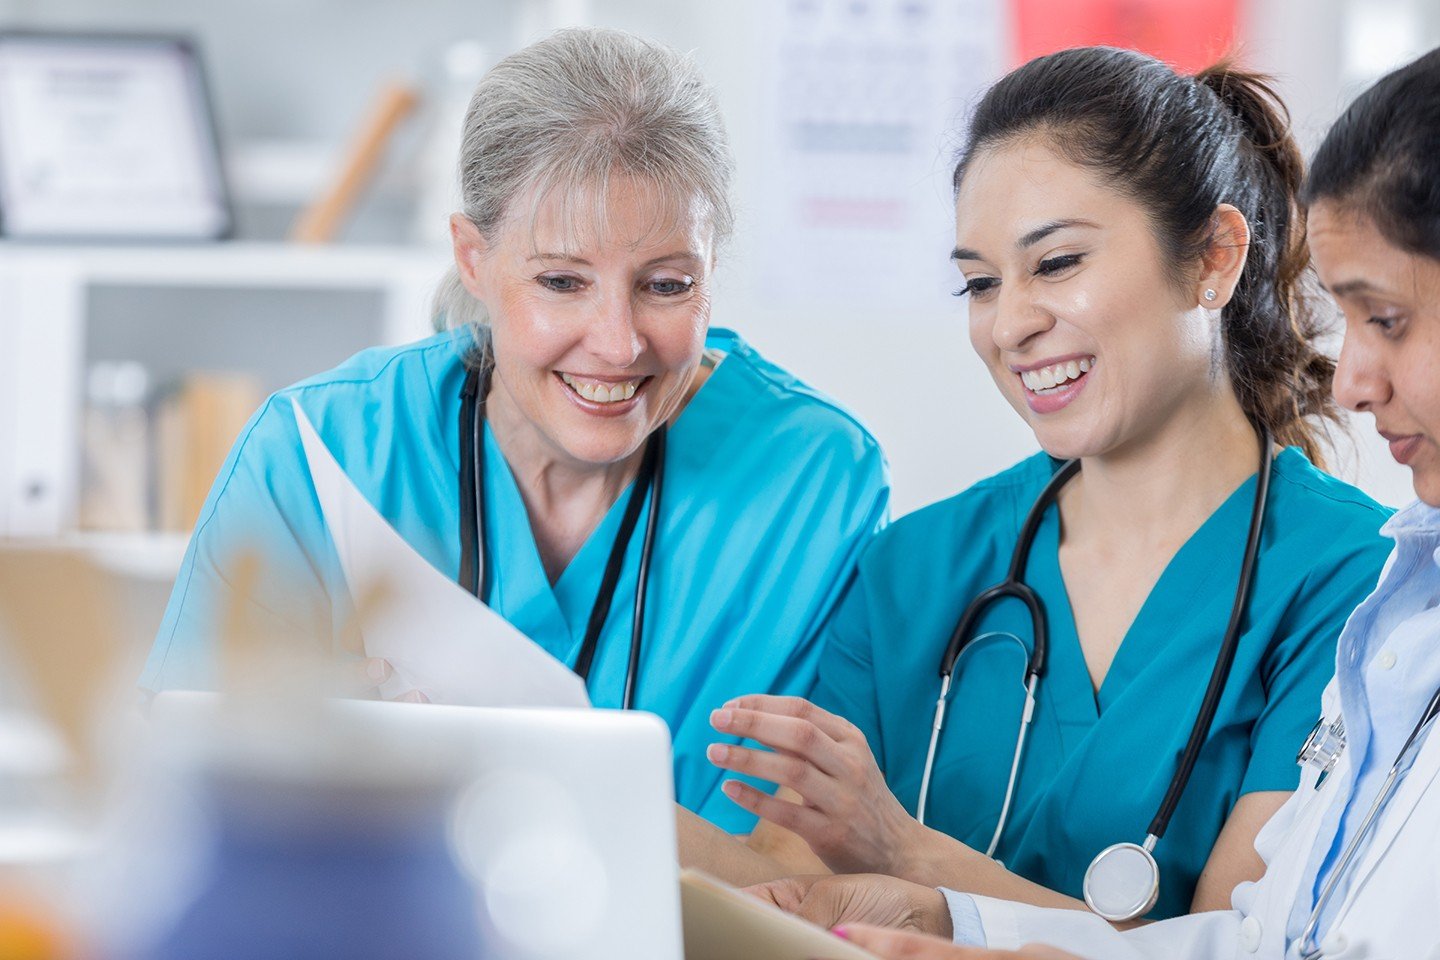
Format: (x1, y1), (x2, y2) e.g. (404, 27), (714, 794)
(926, 426), (1273, 888)
(938, 456), (1080, 684)
(456, 361), (664, 710)
(1151, 424), (1272, 839)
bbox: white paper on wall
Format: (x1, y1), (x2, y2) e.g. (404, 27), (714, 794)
(754, 0), (1007, 306)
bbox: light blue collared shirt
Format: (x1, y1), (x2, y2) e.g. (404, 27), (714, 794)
(1289, 500), (1440, 947)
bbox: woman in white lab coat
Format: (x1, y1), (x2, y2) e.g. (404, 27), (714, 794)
(751, 45), (1440, 960)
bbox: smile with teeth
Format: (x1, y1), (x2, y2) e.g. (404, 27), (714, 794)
(1020, 357), (1094, 394)
(560, 372), (645, 404)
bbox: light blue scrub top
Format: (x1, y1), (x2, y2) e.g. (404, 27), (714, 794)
(141, 327), (890, 831)
(813, 449), (1391, 918)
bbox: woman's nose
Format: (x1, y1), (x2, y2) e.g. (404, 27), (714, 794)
(1333, 332), (1389, 414)
(990, 287), (1055, 353)
(586, 294), (644, 368)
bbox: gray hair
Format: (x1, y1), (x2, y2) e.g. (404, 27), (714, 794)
(433, 27), (735, 334)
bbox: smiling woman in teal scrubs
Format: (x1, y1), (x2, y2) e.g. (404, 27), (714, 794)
(139, 29), (888, 833)
(696, 49), (1391, 917)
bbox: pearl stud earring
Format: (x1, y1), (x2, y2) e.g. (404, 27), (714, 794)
(1204, 289), (1218, 302)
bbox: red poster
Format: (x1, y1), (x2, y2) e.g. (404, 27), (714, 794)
(1011, 0), (1242, 72)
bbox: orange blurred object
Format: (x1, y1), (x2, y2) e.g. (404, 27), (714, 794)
(1011, 0), (1242, 72)
(0, 903), (69, 960)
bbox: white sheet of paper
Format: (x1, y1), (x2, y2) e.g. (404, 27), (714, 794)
(291, 398), (590, 708)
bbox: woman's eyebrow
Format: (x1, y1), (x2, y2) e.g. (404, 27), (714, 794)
(1323, 278), (1381, 297)
(640, 250), (703, 268)
(1017, 218), (1099, 249)
(952, 219), (1100, 262)
(528, 252), (592, 264)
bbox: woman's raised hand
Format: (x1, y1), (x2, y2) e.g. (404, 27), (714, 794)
(707, 695), (924, 875)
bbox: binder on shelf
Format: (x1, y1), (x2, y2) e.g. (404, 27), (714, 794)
(155, 374), (262, 533)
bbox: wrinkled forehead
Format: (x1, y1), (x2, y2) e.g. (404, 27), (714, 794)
(498, 173), (716, 260)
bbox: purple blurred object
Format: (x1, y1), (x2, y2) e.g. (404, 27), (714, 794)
(147, 772), (483, 960)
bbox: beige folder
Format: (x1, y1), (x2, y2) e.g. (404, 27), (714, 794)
(680, 870), (878, 960)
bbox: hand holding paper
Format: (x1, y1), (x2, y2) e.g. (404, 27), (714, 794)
(292, 398), (589, 708)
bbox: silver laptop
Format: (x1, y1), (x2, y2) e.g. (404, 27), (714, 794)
(149, 693), (683, 960)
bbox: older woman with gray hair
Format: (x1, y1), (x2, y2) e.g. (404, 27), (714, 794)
(138, 27), (889, 830)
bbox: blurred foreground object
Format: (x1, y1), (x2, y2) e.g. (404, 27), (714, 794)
(680, 870), (876, 960)
(289, 81), (420, 244)
(0, 546), (131, 959)
(0, 548), (127, 783)
(142, 695), (684, 959)
(0, 903), (71, 960)
(143, 762), (482, 960)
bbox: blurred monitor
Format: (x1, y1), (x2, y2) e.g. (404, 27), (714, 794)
(149, 694), (684, 960)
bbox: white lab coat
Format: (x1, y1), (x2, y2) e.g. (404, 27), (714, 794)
(969, 681), (1440, 960)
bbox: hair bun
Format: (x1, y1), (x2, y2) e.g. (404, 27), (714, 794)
(1195, 61), (1296, 161)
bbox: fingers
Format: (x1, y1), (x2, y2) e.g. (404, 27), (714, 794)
(708, 742), (833, 799)
(837, 927), (1079, 960)
(1015, 947), (1083, 959)
(341, 657), (393, 697)
(721, 695), (857, 742)
(711, 708), (848, 774)
(340, 658), (430, 704)
(743, 880), (787, 909)
(742, 875), (817, 913)
(837, 924), (993, 959)
(718, 779), (829, 837)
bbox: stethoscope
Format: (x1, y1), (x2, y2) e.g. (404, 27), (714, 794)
(456, 360), (665, 710)
(1293, 684), (1440, 959)
(916, 426), (1274, 922)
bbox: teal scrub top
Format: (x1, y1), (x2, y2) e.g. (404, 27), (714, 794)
(141, 327), (890, 832)
(812, 449), (1391, 918)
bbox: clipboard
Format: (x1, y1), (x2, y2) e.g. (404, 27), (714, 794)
(680, 870), (878, 960)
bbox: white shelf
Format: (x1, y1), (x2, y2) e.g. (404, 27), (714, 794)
(0, 243), (452, 538)
(0, 242), (447, 289)
(1, 533), (189, 581)
(64, 532), (190, 581)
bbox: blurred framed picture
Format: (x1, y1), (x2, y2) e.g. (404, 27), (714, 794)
(0, 31), (232, 241)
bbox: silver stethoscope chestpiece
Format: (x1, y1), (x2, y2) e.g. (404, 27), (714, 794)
(1297, 716), (1346, 781)
(1083, 839), (1160, 922)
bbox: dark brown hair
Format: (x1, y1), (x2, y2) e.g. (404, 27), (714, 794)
(954, 47), (1338, 463)
(1305, 46), (1440, 260)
